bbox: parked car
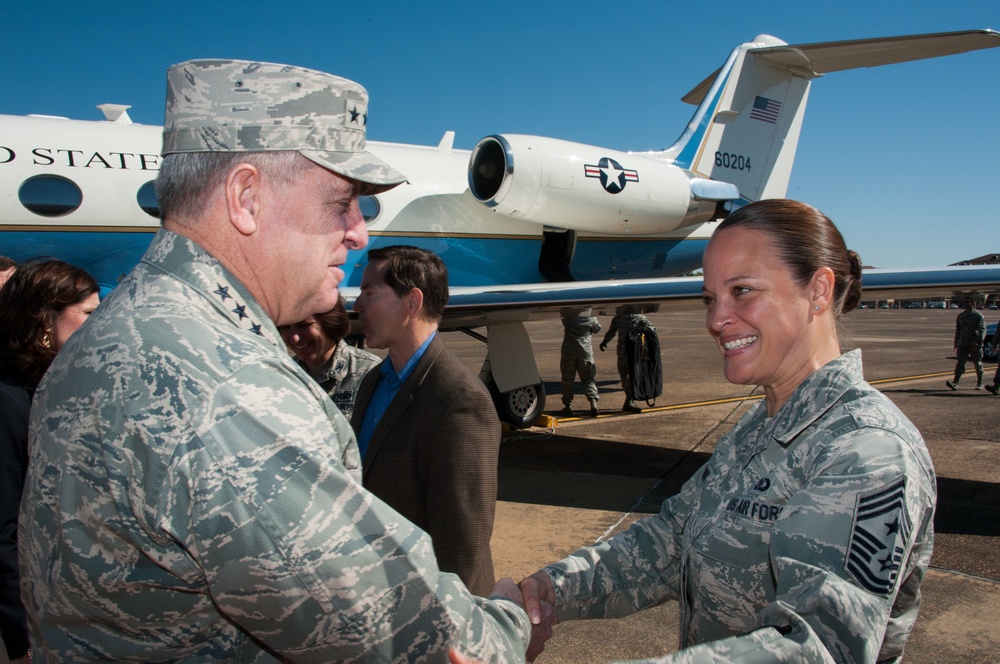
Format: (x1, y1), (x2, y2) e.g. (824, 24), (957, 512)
(986, 322), (998, 362)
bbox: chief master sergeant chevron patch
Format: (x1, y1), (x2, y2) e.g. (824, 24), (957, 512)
(846, 477), (913, 595)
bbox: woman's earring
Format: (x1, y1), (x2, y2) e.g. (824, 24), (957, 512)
(42, 334), (52, 348)
(814, 306), (820, 311)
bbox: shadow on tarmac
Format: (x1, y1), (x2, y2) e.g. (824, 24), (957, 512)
(498, 434), (710, 512)
(936, 477), (1000, 537)
(498, 431), (1000, 539)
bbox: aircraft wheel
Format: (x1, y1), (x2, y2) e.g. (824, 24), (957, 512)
(984, 338), (998, 362)
(490, 381), (545, 429)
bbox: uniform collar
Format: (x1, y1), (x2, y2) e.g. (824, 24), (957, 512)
(762, 349), (865, 447)
(142, 230), (283, 349)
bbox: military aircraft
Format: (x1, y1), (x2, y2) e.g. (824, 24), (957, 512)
(3, 29), (1000, 427)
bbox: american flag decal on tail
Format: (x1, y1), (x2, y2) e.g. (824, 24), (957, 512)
(750, 96), (781, 124)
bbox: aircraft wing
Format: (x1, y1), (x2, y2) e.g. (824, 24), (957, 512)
(343, 264), (1000, 330)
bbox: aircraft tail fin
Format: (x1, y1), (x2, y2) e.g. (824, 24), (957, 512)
(649, 29), (1000, 204)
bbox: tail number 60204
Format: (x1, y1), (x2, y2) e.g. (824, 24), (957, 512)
(715, 152), (750, 171)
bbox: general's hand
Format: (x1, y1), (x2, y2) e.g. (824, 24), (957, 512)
(519, 571), (558, 661)
(489, 576), (524, 606)
(448, 648), (483, 664)
(599, 343), (607, 352)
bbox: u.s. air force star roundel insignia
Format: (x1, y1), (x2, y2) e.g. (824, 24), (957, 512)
(845, 477), (912, 596)
(584, 157), (639, 194)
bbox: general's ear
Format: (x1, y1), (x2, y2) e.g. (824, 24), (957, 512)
(225, 163), (263, 236)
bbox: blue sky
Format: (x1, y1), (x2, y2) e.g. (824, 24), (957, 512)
(3, 0), (997, 269)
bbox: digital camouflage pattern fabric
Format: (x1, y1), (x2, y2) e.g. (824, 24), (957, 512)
(543, 351), (935, 663)
(162, 59), (406, 190)
(560, 316), (601, 406)
(19, 230), (529, 663)
(295, 341), (381, 420)
(954, 307), (986, 349)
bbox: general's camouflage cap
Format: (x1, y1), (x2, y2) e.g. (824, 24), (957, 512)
(162, 59), (407, 193)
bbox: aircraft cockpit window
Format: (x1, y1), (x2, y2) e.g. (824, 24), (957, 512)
(137, 181), (160, 218)
(360, 195), (380, 223)
(18, 175), (83, 217)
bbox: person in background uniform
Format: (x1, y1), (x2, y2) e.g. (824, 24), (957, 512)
(279, 295), (380, 419)
(0, 260), (99, 664)
(351, 245), (501, 597)
(0, 256), (16, 289)
(945, 296), (986, 390)
(518, 199), (936, 663)
(985, 319), (1000, 395)
(559, 313), (601, 417)
(600, 308), (651, 413)
(19, 60), (531, 663)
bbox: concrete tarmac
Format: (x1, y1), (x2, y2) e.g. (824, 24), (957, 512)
(441, 304), (1000, 663)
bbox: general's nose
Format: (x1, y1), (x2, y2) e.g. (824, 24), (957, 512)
(344, 198), (368, 251)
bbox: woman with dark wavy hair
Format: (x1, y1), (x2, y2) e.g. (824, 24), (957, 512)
(0, 260), (99, 663)
(517, 199), (936, 663)
(278, 295), (380, 420)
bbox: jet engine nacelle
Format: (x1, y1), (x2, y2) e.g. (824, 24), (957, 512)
(467, 134), (737, 235)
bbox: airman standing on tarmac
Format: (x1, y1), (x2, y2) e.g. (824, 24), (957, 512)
(559, 313), (601, 417)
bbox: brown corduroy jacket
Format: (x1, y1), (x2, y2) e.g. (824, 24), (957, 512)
(351, 334), (500, 596)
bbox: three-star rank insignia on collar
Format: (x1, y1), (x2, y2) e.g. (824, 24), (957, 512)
(213, 283), (264, 336)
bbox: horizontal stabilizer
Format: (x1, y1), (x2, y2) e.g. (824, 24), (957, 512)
(682, 29), (1000, 105)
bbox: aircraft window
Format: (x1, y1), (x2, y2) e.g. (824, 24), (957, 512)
(137, 181), (160, 218)
(18, 175), (83, 217)
(360, 195), (380, 223)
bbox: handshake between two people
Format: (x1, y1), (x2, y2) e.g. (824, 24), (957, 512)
(452, 572), (559, 664)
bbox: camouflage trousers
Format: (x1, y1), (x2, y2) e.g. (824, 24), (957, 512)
(954, 344), (984, 383)
(616, 348), (634, 402)
(560, 353), (598, 405)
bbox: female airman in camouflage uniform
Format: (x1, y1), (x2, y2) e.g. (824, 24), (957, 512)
(520, 199), (935, 664)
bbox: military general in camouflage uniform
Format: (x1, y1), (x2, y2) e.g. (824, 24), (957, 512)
(945, 296), (986, 390)
(519, 200), (935, 663)
(559, 313), (601, 417)
(19, 59), (531, 663)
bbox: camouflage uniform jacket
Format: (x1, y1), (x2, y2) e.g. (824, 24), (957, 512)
(544, 350), (935, 664)
(296, 340), (380, 420)
(601, 314), (650, 359)
(20, 230), (529, 663)
(561, 316), (601, 359)
(954, 308), (986, 348)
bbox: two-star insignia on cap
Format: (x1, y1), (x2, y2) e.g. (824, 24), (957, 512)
(348, 103), (367, 126)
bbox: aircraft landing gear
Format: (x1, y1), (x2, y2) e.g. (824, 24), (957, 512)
(488, 380), (545, 429)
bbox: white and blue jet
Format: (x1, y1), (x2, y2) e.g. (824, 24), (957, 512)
(3, 29), (999, 426)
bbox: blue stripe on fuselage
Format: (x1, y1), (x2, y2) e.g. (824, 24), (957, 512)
(3, 229), (708, 293)
(2, 230), (156, 295)
(347, 234), (708, 286)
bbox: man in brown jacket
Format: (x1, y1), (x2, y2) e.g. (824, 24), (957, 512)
(351, 245), (500, 596)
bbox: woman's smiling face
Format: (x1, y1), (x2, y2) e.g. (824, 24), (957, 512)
(701, 226), (817, 396)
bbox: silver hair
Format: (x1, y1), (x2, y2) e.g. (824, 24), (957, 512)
(155, 151), (312, 221)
